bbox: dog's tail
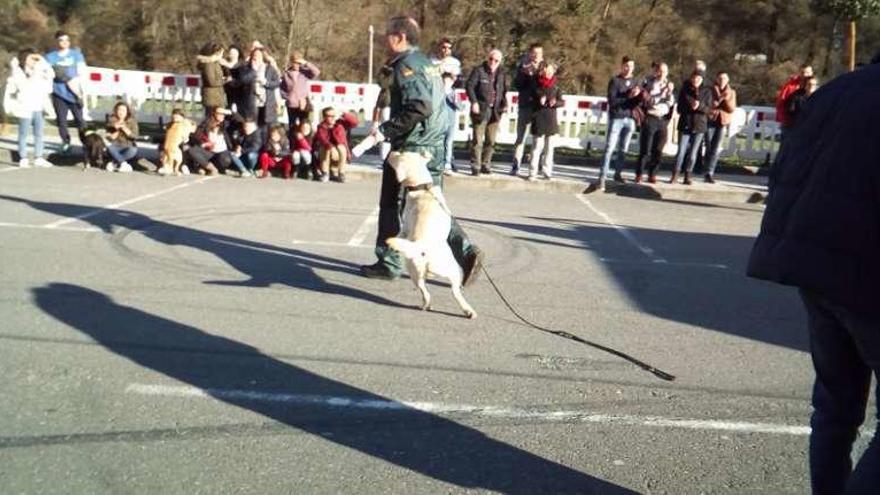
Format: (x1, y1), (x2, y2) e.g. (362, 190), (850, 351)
(386, 238), (425, 260)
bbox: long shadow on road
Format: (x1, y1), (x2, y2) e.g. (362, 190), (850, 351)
(0, 194), (405, 309)
(464, 216), (807, 352)
(33, 283), (634, 494)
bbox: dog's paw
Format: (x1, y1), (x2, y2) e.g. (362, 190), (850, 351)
(465, 310), (477, 319)
(421, 304), (432, 311)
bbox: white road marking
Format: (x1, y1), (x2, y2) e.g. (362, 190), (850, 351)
(346, 206), (380, 246)
(127, 384), (819, 437)
(598, 258), (729, 270)
(575, 194), (668, 263)
(43, 176), (216, 229)
(0, 221), (100, 232)
(292, 240), (373, 249)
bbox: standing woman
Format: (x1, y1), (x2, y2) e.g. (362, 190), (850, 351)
(223, 44), (246, 114)
(528, 62), (563, 181)
(197, 41), (227, 117)
(6, 49), (54, 168)
(245, 47), (282, 127)
(704, 71), (737, 183)
(280, 51), (320, 128)
(105, 101), (139, 173)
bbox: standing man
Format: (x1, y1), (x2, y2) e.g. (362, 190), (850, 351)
(775, 64), (813, 141)
(673, 69), (712, 185)
(633, 62), (675, 184)
(466, 48), (507, 176)
(360, 16), (483, 284)
(430, 38), (461, 82)
(44, 30), (87, 154)
(511, 43), (543, 175)
(597, 56), (641, 191)
(431, 38), (462, 175)
(748, 58), (880, 495)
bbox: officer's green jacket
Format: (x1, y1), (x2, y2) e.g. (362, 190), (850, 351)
(379, 47), (449, 151)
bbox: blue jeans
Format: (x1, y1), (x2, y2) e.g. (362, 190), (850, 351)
(18, 111), (45, 159)
(107, 144), (138, 164)
(444, 116), (457, 171)
(705, 125), (726, 176)
(241, 151), (259, 173)
(801, 289), (880, 495)
(674, 132), (705, 174)
(599, 117), (636, 179)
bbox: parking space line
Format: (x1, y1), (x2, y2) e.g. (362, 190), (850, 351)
(575, 194), (668, 263)
(347, 206), (380, 246)
(598, 258), (729, 270)
(127, 383), (816, 437)
(0, 221), (100, 232)
(43, 176), (216, 229)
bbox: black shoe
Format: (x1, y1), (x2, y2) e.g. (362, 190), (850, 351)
(462, 248), (484, 287)
(704, 173), (715, 184)
(613, 171), (626, 183)
(480, 166), (491, 175)
(471, 167), (480, 176)
(360, 263), (399, 280)
(510, 165), (519, 176)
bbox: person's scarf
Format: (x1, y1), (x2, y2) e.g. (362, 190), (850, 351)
(537, 74), (557, 89)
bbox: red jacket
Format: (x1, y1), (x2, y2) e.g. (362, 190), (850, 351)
(313, 112), (359, 156)
(775, 75), (802, 126)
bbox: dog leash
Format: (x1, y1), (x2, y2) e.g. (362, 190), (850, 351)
(478, 264), (676, 382)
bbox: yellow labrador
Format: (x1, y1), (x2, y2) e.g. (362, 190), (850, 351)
(385, 151), (476, 319)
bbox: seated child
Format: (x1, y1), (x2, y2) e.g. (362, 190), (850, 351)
(237, 118), (262, 177)
(291, 121), (313, 179)
(259, 124), (293, 179)
(313, 107), (358, 183)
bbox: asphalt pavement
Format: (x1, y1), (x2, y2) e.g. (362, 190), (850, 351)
(0, 142), (871, 494)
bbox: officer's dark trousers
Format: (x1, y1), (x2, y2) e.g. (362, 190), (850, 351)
(800, 289), (880, 495)
(373, 144), (475, 275)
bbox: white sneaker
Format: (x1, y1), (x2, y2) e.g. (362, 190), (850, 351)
(34, 157), (53, 168)
(527, 175), (537, 182)
(241, 171), (253, 178)
(18, 158), (30, 168)
(541, 172), (553, 180)
(105, 162), (116, 172)
(118, 161), (133, 173)
(180, 165), (190, 175)
(157, 166), (171, 176)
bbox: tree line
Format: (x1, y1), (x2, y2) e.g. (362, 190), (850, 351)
(2, 0), (879, 106)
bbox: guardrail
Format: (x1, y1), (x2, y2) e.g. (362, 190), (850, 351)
(10, 66), (782, 163)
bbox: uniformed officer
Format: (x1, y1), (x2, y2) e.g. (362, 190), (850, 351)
(360, 15), (483, 284)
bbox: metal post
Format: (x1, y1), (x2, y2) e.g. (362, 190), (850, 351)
(368, 25), (374, 85)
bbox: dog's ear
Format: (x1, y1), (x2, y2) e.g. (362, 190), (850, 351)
(387, 152), (408, 183)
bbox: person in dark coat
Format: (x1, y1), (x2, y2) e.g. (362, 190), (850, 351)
(235, 47), (282, 127)
(784, 75), (818, 129)
(747, 58), (880, 495)
(672, 69), (712, 185)
(465, 48), (507, 176)
(527, 62), (563, 181)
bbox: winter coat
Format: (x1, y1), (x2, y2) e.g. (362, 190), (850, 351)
(775, 75), (802, 127)
(4, 58), (53, 118)
(197, 55), (227, 109)
(106, 114), (139, 147)
(607, 75), (641, 120)
(262, 138), (291, 158)
(676, 82), (713, 134)
(465, 62), (508, 124)
(235, 63), (281, 123)
(531, 83), (563, 136)
(709, 84), (737, 128)
(513, 60), (542, 109)
(747, 63), (880, 319)
(281, 62), (320, 109)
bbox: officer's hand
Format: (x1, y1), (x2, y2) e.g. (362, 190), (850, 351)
(471, 102), (480, 115)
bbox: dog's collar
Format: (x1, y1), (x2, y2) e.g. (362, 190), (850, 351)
(404, 183), (432, 193)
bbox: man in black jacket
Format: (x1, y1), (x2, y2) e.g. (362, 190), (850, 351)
(747, 59), (880, 494)
(466, 49), (508, 175)
(598, 56), (641, 191)
(672, 69), (712, 185)
(511, 43), (543, 175)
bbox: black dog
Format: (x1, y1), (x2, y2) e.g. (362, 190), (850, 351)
(80, 131), (106, 170)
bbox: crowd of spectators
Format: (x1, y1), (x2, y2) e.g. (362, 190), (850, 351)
(6, 31), (821, 187)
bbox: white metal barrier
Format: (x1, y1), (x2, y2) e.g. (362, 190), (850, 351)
(8, 66), (781, 163)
